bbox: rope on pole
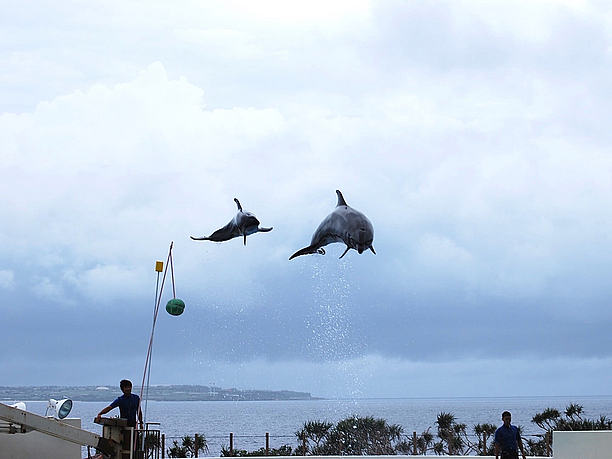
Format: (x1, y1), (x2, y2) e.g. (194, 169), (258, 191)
(139, 241), (174, 424)
(170, 247), (176, 299)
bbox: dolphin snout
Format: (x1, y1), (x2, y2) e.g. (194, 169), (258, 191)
(357, 228), (373, 254)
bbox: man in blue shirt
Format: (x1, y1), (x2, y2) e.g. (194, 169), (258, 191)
(95, 379), (143, 428)
(494, 411), (526, 459)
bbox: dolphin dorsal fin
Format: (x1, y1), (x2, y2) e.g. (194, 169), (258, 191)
(234, 198), (243, 212)
(335, 190), (347, 207)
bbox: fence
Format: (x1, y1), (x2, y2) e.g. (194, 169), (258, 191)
(163, 430), (553, 457)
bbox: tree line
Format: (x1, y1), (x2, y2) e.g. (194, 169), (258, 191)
(167, 402), (611, 457)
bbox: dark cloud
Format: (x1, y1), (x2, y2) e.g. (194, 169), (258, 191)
(3, 259), (611, 374)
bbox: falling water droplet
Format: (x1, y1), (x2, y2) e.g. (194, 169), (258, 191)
(306, 256), (364, 401)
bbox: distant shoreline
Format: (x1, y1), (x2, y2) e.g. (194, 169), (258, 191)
(0, 385), (320, 402)
(3, 386), (611, 403)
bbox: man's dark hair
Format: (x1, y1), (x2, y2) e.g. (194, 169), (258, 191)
(120, 379), (132, 390)
(502, 411), (511, 418)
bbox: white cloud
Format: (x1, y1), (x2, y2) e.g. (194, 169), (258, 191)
(32, 277), (66, 303)
(174, 28), (270, 61)
(416, 233), (474, 266)
(3, 53), (612, 306)
(64, 265), (149, 304)
(0, 63), (288, 295)
(224, 0), (372, 27)
(0, 270), (15, 289)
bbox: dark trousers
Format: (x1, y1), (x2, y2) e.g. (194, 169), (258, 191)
(502, 451), (519, 459)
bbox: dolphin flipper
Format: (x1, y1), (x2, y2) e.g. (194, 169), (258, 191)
(190, 236), (211, 241)
(289, 245), (321, 260)
(258, 227), (273, 232)
(370, 246), (376, 254)
(339, 246), (350, 259)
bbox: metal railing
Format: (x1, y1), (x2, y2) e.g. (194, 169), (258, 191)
(163, 431), (552, 457)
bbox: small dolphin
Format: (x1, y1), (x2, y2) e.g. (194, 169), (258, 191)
(289, 190), (375, 260)
(191, 198), (273, 246)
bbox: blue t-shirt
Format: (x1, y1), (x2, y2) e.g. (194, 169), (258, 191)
(494, 424), (520, 452)
(110, 393), (140, 426)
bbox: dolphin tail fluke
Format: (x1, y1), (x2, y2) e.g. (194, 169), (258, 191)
(190, 236), (210, 241)
(335, 189), (347, 207)
(370, 246), (376, 254)
(289, 245), (319, 260)
(339, 246), (350, 259)
(234, 198), (243, 212)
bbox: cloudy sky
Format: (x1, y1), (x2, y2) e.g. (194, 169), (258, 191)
(1, 0), (612, 398)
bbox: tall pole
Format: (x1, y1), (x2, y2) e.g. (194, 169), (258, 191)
(139, 243), (173, 425)
(143, 262), (163, 424)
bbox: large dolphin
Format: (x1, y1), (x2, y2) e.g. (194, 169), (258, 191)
(289, 190), (375, 260)
(191, 198), (272, 246)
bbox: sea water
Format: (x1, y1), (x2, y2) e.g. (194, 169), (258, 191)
(17, 396), (612, 457)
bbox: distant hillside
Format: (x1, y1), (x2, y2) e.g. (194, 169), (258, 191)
(0, 385), (319, 402)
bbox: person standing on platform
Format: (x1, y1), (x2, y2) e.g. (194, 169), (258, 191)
(95, 379), (143, 429)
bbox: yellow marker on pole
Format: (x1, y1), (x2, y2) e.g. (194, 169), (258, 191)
(155, 261), (163, 272)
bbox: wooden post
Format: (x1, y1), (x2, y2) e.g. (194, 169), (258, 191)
(230, 432), (234, 454)
(546, 431), (551, 457)
(265, 432), (270, 455)
(413, 431), (417, 455)
(161, 434), (165, 459)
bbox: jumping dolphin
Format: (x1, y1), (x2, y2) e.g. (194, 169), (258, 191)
(191, 198), (273, 246)
(289, 190), (375, 260)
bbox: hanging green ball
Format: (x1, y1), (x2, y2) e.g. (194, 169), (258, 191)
(166, 298), (185, 316)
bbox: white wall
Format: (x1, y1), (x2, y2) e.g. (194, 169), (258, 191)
(0, 418), (82, 459)
(553, 430), (612, 459)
